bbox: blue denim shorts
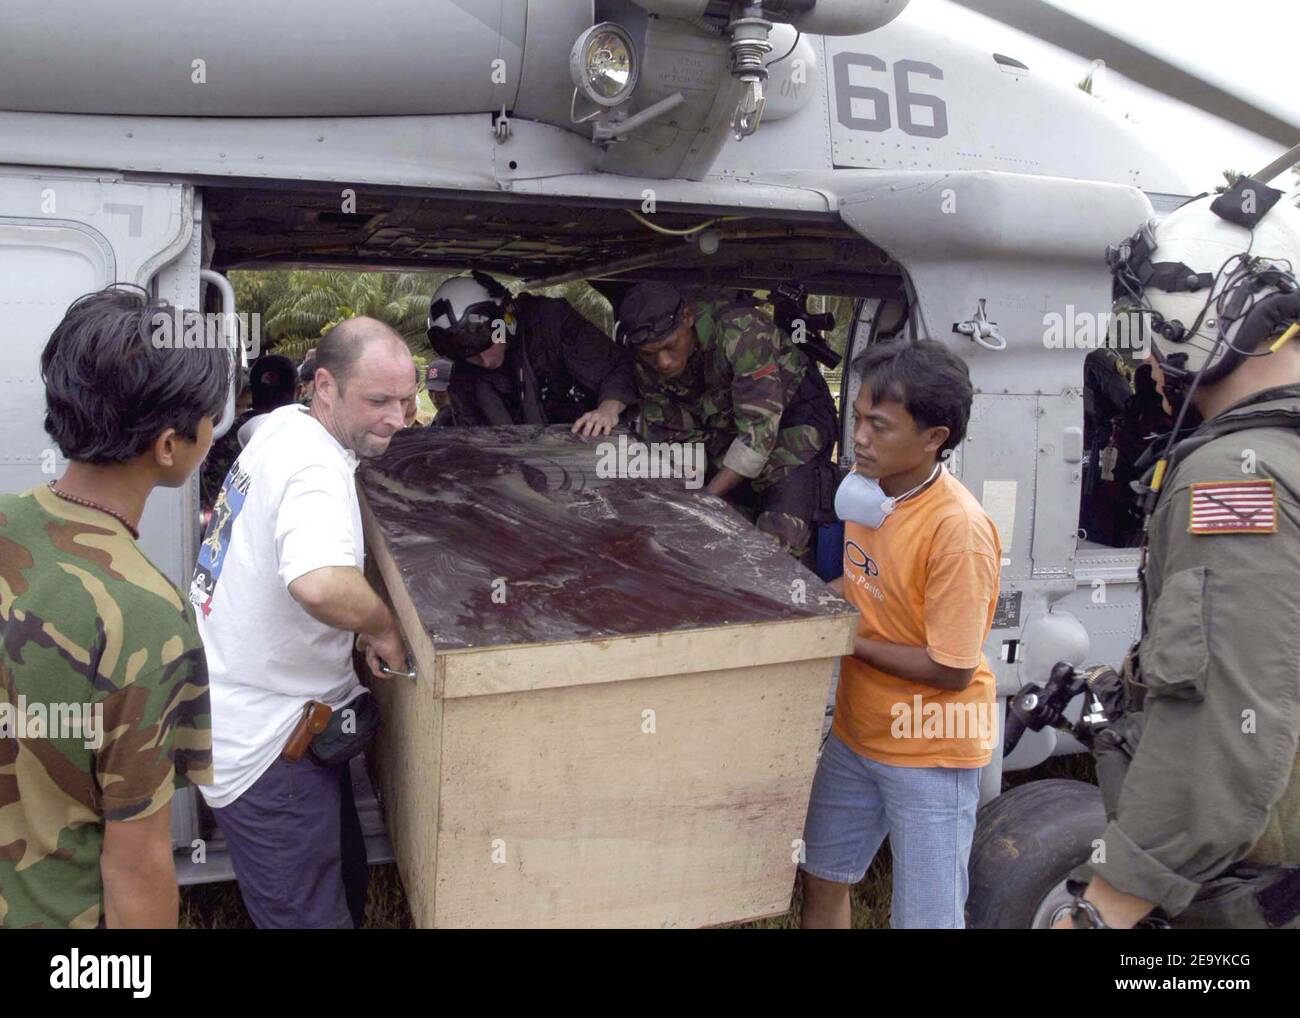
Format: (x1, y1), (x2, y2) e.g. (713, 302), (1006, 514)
(800, 730), (981, 928)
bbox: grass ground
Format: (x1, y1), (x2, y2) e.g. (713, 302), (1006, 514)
(180, 753), (1096, 929)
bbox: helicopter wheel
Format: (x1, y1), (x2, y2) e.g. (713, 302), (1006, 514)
(966, 779), (1106, 929)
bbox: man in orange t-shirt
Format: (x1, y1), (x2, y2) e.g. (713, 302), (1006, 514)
(801, 339), (1001, 929)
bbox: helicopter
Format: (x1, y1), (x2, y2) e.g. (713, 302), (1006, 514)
(1, 0), (1296, 927)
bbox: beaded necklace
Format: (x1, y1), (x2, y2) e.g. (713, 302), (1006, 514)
(48, 481), (140, 540)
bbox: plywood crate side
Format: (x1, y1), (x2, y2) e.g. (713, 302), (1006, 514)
(369, 653), (446, 929)
(429, 656), (835, 928)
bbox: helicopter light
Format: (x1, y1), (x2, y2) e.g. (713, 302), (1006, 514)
(569, 23), (638, 108)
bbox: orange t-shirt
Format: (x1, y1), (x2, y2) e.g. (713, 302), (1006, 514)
(833, 468), (1002, 768)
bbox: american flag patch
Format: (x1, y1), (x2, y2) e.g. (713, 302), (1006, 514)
(1188, 479), (1277, 534)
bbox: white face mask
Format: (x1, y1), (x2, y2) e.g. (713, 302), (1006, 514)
(834, 463), (942, 529)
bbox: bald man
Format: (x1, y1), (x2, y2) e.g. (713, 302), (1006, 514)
(190, 316), (416, 928)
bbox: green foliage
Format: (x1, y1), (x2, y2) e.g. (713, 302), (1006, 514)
(231, 269), (623, 364)
(532, 280), (616, 335)
(231, 269), (453, 361)
(1215, 169), (1245, 194)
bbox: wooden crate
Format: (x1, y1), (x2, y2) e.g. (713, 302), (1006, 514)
(359, 426), (856, 928)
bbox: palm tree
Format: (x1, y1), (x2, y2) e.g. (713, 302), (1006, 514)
(230, 269), (450, 362)
(1216, 169), (1245, 194)
(533, 280), (616, 334)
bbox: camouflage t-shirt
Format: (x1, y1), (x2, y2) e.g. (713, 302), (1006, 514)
(0, 485), (212, 929)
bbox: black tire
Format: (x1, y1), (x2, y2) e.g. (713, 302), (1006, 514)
(966, 779), (1106, 929)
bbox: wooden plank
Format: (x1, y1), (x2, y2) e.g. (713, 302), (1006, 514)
(440, 612), (857, 698)
(361, 490), (444, 926)
(360, 492), (441, 693)
(367, 653), (444, 928)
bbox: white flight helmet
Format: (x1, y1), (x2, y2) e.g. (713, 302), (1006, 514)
(1108, 185), (1300, 387)
(426, 270), (517, 360)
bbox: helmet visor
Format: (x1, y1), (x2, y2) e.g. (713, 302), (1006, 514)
(427, 299), (505, 360)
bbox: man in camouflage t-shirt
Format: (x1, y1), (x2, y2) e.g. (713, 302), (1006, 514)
(0, 286), (226, 928)
(619, 282), (837, 560)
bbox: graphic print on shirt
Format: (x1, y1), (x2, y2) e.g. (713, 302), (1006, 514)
(844, 538), (884, 601)
(189, 460), (251, 617)
(845, 539), (879, 576)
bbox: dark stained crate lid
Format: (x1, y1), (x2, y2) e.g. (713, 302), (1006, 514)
(358, 425), (855, 651)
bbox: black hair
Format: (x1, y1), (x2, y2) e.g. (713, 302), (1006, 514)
(853, 339), (973, 454)
(298, 348), (317, 384)
(41, 285), (230, 463)
(1134, 361), (1157, 395)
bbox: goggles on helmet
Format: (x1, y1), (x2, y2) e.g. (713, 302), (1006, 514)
(617, 300), (684, 347)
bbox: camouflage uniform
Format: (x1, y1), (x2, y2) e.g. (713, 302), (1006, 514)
(0, 485), (212, 928)
(637, 298), (836, 557)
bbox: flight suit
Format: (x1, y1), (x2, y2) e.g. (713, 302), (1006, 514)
(637, 298), (836, 559)
(448, 293), (635, 427)
(1085, 384), (1300, 924)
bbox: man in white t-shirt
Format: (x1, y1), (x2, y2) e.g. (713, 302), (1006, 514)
(190, 317), (415, 928)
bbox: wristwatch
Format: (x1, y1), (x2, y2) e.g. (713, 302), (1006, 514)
(1068, 896), (1112, 929)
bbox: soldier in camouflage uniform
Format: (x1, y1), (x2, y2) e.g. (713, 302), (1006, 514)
(0, 286), (225, 928)
(618, 281), (836, 560)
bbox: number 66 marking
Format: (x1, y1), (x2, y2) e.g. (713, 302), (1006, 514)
(833, 53), (948, 139)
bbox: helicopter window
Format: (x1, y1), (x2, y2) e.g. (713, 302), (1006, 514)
(868, 299), (910, 345)
(1077, 349), (1171, 548)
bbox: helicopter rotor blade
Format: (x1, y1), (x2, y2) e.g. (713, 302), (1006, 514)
(947, 0), (1300, 147)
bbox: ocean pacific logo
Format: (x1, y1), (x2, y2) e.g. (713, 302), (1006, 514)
(845, 540), (878, 576)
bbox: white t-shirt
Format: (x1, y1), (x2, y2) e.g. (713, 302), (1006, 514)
(190, 404), (366, 807)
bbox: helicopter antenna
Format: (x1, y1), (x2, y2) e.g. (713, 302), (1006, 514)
(1253, 141), (1300, 186)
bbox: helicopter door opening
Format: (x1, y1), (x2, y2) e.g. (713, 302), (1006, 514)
(1076, 348), (1170, 549)
(838, 294), (911, 469)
